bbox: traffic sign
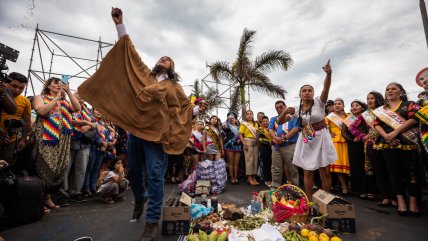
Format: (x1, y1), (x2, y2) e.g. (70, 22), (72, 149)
(416, 67), (428, 87)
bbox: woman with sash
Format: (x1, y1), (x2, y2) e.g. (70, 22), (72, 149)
(348, 92), (385, 203)
(222, 112), (242, 184)
(372, 82), (421, 216)
(239, 110), (260, 186)
(32, 77), (80, 211)
(204, 115), (223, 161)
(341, 100), (375, 199)
(258, 116), (273, 187)
(326, 98), (350, 196)
(189, 119), (206, 164)
(278, 62), (336, 199)
(350, 92), (394, 206)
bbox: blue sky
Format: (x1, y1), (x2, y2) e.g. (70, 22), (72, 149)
(1, 0), (427, 119)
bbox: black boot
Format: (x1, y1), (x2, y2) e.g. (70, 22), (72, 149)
(140, 222), (158, 241)
(132, 201), (144, 220)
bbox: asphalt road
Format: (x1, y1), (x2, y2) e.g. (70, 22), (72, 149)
(1, 181), (427, 241)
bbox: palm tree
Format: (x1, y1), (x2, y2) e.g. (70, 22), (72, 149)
(209, 28), (293, 118)
(189, 79), (223, 113)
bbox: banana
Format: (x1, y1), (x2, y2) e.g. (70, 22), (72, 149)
(208, 231), (219, 241)
(199, 230), (208, 241)
(217, 231), (228, 241)
(187, 234), (200, 241)
(271, 194), (278, 204)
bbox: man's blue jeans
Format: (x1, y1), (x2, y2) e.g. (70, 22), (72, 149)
(127, 134), (168, 223)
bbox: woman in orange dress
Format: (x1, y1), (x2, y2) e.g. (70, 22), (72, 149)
(326, 98), (350, 195)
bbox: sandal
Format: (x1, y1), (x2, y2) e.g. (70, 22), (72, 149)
(43, 206), (51, 214)
(44, 198), (60, 210)
(359, 194), (368, 200)
(366, 194), (375, 200)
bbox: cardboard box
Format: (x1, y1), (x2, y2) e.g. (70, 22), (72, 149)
(324, 218), (356, 233)
(312, 189), (355, 219)
(312, 189), (356, 233)
(162, 194), (191, 235)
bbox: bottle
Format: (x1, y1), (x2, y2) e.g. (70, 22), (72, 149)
(201, 193), (208, 207)
(211, 194), (218, 213)
(251, 192), (261, 214)
(189, 192), (196, 204)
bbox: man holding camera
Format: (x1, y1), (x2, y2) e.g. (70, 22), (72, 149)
(0, 72), (31, 165)
(268, 100), (300, 188)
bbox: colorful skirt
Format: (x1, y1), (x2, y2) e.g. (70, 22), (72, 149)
(330, 142), (350, 174)
(224, 139), (242, 152)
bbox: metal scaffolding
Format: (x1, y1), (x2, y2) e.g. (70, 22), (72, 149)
(200, 68), (250, 119)
(25, 25), (248, 116)
(26, 24), (114, 96)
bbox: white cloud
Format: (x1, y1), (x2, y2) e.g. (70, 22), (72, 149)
(0, 0), (427, 119)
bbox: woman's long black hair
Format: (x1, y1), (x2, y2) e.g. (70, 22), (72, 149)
(368, 91), (384, 108)
(297, 85), (314, 128)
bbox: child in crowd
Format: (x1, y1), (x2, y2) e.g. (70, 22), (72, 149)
(97, 157), (128, 204)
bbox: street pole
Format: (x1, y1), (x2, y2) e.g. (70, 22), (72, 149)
(420, 0), (428, 48)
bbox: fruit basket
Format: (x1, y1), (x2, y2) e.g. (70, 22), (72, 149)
(271, 184), (310, 223)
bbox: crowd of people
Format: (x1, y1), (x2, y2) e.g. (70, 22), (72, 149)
(0, 7), (427, 241)
(0, 73), (130, 211)
(183, 69), (428, 220)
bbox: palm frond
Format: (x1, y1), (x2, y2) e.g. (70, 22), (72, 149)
(253, 50), (293, 74)
(204, 87), (223, 111)
(249, 70), (286, 98)
(209, 61), (234, 83)
(190, 79), (202, 98)
(236, 29), (256, 80)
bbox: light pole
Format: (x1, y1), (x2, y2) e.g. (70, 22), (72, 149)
(420, 0), (428, 48)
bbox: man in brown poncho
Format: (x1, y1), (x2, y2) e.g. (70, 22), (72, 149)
(78, 8), (207, 241)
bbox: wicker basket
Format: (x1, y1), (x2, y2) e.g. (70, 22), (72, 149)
(272, 184), (309, 223)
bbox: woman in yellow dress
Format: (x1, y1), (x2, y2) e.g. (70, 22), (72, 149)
(326, 98), (350, 195)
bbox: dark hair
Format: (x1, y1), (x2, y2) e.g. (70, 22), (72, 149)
(275, 100), (286, 106)
(368, 91), (384, 108)
(26, 95), (35, 109)
(334, 98), (344, 106)
(326, 100), (334, 106)
(350, 100), (368, 113)
(209, 115), (221, 129)
(8, 72), (28, 84)
(107, 157), (123, 171)
(334, 98), (346, 115)
(299, 84), (314, 92)
(262, 116), (269, 121)
(257, 112), (265, 116)
(227, 111), (237, 120)
(151, 56), (180, 83)
(297, 98), (314, 128)
(245, 110), (254, 121)
(42, 77), (61, 95)
(385, 82), (408, 107)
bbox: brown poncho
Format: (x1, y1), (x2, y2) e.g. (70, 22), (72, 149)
(78, 35), (193, 154)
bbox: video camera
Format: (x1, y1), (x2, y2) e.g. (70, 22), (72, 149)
(0, 43), (20, 83)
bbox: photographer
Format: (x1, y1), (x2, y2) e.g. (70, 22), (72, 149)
(0, 72), (31, 165)
(0, 81), (17, 117)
